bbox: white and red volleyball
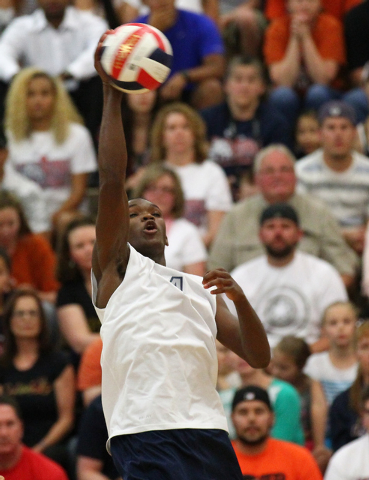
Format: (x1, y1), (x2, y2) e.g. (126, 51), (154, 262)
(100, 23), (173, 94)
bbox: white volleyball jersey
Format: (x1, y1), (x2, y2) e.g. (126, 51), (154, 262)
(92, 245), (228, 446)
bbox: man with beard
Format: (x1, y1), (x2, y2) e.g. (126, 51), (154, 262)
(296, 100), (369, 254)
(231, 385), (322, 479)
(224, 203), (348, 351)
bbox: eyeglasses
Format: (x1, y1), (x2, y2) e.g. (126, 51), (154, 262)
(145, 185), (175, 195)
(12, 310), (39, 319)
(259, 166), (295, 176)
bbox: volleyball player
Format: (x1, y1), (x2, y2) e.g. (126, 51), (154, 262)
(91, 32), (270, 480)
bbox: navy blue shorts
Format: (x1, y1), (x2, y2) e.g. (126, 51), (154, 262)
(110, 428), (243, 480)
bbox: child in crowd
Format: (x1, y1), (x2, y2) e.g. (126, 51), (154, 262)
(294, 110), (321, 159)
(271, 336), (331, 473)
(270, 335), (327, 449)
(304, 302), (358, 407)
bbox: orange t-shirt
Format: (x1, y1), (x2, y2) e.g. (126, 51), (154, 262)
(265, 0), (363, 21)
(77, 337), (102, 391)
(263, 13), (346, 89)
(232, 438), (323, 480)
(12, 234), (59, 293)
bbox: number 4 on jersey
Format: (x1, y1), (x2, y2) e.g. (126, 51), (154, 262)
(170, 276), (183, 291)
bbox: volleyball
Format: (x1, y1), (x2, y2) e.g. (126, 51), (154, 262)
(100, 23), (173, 94)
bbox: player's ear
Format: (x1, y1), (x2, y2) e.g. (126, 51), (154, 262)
(165, 236), (169, 246)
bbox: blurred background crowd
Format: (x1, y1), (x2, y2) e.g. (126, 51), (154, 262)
(0, 0), (369, 478)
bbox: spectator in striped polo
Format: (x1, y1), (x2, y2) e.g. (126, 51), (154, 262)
(296, 100), (369, 255)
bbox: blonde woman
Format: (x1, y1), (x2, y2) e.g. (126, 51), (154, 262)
(150, 102), (232, 248)
(5, 67), (97, 231)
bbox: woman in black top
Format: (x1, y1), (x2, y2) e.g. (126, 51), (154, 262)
(0, 289), (75, 468)
(56, 216), (99, 356)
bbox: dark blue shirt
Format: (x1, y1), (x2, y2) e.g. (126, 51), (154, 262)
(136, 9), (224, 80)
(200, 100), (293, 170)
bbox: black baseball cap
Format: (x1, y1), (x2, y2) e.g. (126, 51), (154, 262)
(318, 100), (356, 125)
(232, 385), (273, 411)
(260, 203), (299, 226)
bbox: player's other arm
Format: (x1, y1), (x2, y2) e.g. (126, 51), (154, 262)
(203, 268), (270, 368)
(92, 32), (130, 287)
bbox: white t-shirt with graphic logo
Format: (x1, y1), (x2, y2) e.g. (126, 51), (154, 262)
(7, 123), (97, 226)
(167, 160), (232, 235)
(226, 251), (348, 348)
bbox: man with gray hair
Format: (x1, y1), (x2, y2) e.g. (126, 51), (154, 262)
(208, 144), (358, 288)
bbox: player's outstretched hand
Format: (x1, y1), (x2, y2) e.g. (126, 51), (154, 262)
(202, 268), (244, 302)
(94, 31), (115, 85)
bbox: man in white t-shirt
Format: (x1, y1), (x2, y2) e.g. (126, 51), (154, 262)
(324, 386), (369, 480)
(227, 203), (348, 351)
(91, 33), (270, 480)
(296, 100), (369, 254)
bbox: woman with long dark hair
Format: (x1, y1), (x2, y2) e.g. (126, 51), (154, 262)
(56, 216), (99, 355)
(0, 289), (75, 470)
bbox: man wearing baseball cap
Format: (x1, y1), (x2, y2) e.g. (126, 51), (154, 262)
(231, 385), (322, 479)
(224, 203), (348, 351)
(296, 100), (369, 254)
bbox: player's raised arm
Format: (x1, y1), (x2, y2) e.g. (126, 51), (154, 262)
(203, 268), (270, 368)
(92, 32), (130, 283)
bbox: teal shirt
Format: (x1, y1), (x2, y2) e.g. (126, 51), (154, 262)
(268, 378), (305, 445)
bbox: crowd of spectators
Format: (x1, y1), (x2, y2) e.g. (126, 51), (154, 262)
(1, 0), (369, 478)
